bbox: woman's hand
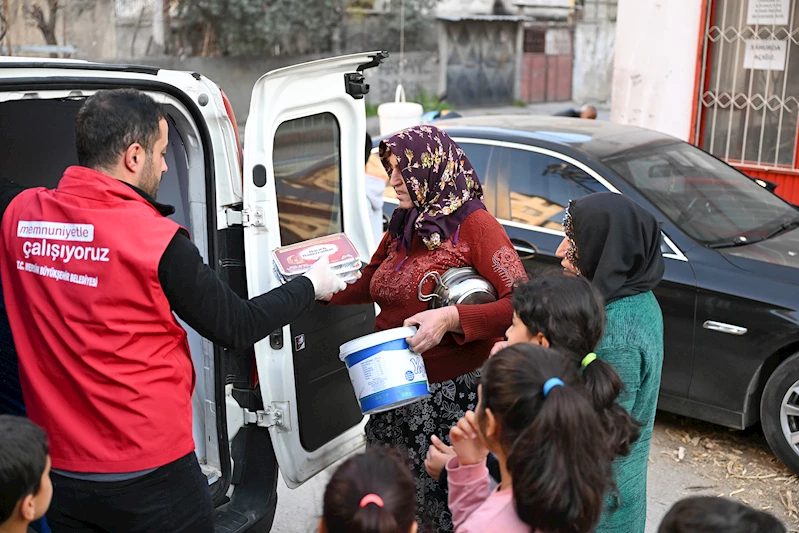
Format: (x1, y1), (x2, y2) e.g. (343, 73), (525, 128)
(490, 340), (509, 357)
(424, 435), (456, 481)
(404, 307), (460, 354)
(449, 411), (488, 467)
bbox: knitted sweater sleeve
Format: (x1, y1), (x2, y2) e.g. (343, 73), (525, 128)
(454, 211), (527, 344)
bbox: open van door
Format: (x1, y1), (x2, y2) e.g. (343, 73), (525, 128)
(242, 52), (387, 488)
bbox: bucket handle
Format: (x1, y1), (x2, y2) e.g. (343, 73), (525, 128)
(418, 271), (442, 302)
(395, 84), (406, 103)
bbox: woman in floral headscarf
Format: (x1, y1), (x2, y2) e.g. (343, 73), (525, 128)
(328, 125), (526, 532)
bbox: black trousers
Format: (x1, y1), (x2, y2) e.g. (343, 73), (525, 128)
(47, 452), (213, 533)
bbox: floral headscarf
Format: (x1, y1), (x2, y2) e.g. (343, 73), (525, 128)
(379, 125), (485, 252)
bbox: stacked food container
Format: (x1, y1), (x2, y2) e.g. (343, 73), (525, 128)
(272, 233), (363, 285)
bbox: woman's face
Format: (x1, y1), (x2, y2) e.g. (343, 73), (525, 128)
(388, 153), (413, 209)
(556, 237), (580, 275)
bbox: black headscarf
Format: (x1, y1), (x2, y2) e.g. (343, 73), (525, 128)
(564, 193), (665, 304)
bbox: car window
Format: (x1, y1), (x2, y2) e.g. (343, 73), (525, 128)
(273, 113), (342, 245)
(604, 141), (799, 245)
(457, 142), (495, 214)
(497, 147), (608, 231)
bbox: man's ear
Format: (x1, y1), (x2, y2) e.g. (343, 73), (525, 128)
(124, 143), (145, 174)
(18, 493), (36, 522)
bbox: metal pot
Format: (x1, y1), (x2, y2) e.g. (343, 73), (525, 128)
(418, 267), (499, 309)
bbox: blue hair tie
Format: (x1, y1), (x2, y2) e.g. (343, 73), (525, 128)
(543, 378), (565, 397)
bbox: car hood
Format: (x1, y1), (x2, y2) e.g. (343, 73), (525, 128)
(720, 226), (799, 285)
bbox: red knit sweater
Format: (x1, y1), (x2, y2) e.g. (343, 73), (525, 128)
(330, 209), (527, 383)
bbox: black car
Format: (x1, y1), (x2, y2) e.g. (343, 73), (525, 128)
(381, 116), (799, 474)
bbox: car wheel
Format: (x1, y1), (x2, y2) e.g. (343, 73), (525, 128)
(761, 353), (799, 474)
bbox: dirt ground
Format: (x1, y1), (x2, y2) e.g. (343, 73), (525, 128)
(649, 411), (798, 532)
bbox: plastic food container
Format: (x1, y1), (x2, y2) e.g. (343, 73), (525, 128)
(339, 326), (430, 415)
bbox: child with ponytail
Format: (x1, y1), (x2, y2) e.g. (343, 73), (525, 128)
(425, 274), (638, 484)
(446, 344), (614, 533)
(321, 447), (417, 533)
(499, 274), (640, 457)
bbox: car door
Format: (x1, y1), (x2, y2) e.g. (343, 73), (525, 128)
(242, 52), (384, 488)
(457, 140), (698, 401)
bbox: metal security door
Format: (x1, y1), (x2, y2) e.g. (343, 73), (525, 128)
(695, 0), (799, 176)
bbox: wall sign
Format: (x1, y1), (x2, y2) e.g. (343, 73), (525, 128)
(744, 39), (787, 70)
(747, 0), (790, 26)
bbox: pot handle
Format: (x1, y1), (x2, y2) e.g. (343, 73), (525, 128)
(418, 271), (442, 302)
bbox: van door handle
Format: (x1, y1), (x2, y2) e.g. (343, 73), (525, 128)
(511, 239), (538, 260)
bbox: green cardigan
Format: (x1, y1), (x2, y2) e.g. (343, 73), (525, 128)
(594, 291), (664, 533)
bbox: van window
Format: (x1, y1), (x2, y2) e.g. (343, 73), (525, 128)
(273, 113), (343, 246)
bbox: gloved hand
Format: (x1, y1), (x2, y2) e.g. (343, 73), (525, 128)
(303, 254), (347, 300)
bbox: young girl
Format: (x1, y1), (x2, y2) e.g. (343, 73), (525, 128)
(321, 447), (417, 533)
(425, 275), (638, 483)
(446, 343), (614, 533)
(504, 274), (640, 457)
(658, 497), (785, 533)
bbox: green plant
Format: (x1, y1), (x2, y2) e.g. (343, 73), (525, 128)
(365, 103), (379, 117)
(417, 88), (453, 113)
(176, 0), (347, 56)
(512, 99), (526, 107)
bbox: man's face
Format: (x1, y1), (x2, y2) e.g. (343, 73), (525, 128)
(139, 118), (169, 198)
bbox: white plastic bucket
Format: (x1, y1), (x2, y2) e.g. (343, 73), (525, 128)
(377, 85), (424, 136)
(339, 326), (430, 415)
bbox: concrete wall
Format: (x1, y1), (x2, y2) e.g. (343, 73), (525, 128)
(610, 0), (704, 141)
(4, 0), (116, 58)
(572, 21), (615, 104)
(112, 51), (441, 125)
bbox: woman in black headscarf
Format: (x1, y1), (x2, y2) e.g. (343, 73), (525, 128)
(555, 192), (665, 533)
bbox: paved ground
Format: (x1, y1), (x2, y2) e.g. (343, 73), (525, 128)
(270, 411), (796, 533)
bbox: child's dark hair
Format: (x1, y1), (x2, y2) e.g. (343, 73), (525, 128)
(323, 447), (415, 533)
(0, 415), (50, 523)
(481, 344), (614, 533)
(512, 274), (641, 457)
(658, 496), (785, 533)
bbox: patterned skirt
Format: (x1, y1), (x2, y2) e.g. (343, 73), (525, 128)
(365, 369), (481, 533)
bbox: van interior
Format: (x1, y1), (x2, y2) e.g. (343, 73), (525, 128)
(0, 93), (226, 486)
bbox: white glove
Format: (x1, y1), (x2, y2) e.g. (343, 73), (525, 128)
(303, 254), (347, 300)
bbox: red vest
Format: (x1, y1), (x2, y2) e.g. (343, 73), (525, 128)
(0, 167), (196, 472)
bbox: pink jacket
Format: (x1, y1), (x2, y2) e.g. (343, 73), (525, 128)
(446, 457), (533, 532)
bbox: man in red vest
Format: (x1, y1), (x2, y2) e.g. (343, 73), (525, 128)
(0, 89), (347, 533)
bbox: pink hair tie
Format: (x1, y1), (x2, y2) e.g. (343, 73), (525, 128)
(359, 494), (385, 508)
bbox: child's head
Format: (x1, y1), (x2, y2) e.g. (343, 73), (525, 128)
(0, 415), (52, 528)
(658, 496), (785, 533)
(478, 343), (613, 533)
(510, 274), (640, 457)
(321, 447), (417, 533)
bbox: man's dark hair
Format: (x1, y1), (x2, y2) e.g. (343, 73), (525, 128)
(75, 89), (166, 170)
(365, 132), (373, 165)
(658, 497), (785, 533)
(0, 415), (50, 523)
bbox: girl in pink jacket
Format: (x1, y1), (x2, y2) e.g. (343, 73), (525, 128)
(446, 344), (616, 533)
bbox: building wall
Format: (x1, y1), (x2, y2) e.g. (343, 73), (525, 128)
(572, 21), (615, 103)
(106, 51), (440, 125)
(610, 0), (704, 140)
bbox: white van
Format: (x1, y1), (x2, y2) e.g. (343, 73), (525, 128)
(0, 51), (387, 532)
